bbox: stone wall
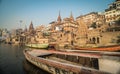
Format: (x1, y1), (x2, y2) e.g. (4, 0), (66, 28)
(100, 31), (120, 46)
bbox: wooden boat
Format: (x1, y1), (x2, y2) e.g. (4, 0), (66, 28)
(23, 60), (50, 74)
(74, 45), (120, 51)
(25, 43), (49, 49)
(23, 49), (120, 74)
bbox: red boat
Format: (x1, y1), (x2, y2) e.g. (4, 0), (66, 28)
(74, 45), (120, 51)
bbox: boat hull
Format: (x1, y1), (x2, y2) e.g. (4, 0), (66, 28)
(23, 49), (109, 74)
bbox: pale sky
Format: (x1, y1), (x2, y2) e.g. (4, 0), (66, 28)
(0, 0), (114, 30)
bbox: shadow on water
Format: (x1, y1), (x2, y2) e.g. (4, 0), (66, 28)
(0, 68), (4, 74)
(23, 60), (51, 74)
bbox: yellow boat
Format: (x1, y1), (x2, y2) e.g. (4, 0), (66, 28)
(26, 43), (49, 49)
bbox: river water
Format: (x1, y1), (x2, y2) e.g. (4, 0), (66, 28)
(0, 44), (50, 74)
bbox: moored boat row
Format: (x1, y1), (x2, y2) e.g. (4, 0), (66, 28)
(23, 36), (120, 74)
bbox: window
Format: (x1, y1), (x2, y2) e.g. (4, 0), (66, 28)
(106, 16), (108, 18)
(110, 15), (112, 18)
(60, 34), (62, 37)
(43, 41), (45, 43)
(114, 14), (116, 17)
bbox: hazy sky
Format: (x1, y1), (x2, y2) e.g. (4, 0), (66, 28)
(0, 0), (114, 30)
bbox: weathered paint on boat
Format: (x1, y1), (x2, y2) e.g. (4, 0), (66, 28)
(23, 49), (109, 74)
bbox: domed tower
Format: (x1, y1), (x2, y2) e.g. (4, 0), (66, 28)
(76, 16), (88, 45)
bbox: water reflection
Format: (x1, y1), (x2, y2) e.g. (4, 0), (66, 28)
(0, 44), (25, 74)
(23, 60), (50, 74)
(0, 44), (49, 74)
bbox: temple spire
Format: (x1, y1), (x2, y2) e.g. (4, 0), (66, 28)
(29, 21), (34, 30)
(57, 11), (62, 22)
(29, 21), (34, 34)
(70, 12), (74, 21)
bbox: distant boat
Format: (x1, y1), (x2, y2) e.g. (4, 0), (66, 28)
(26, 43), (49, 49)
(26, 38), (49, 49)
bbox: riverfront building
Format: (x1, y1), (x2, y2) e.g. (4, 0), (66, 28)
(49, 12), (79, 48)
(5, 0), (120, 48)
(104, 0), (120, 23)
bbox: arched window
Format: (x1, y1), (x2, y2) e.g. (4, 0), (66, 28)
(97, 37), (100, 43)
(92, 37), (96, 44)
